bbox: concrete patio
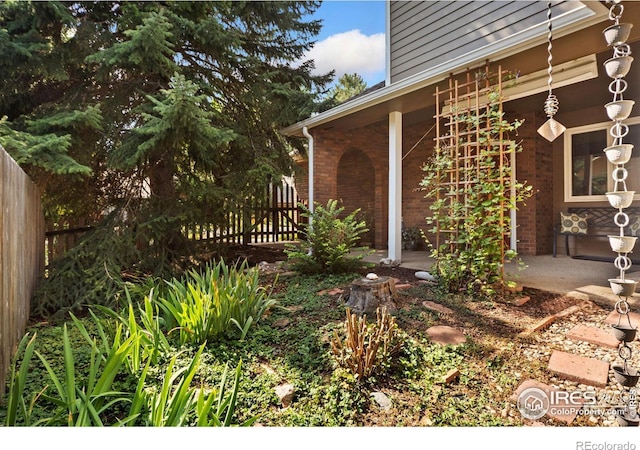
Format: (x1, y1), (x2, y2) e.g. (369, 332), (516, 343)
(358, 249), (640, 308)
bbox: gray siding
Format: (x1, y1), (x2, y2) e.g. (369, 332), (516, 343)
(390, 0), (588, 83)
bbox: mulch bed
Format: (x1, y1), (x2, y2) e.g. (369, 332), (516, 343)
(233, 243), (585, 327)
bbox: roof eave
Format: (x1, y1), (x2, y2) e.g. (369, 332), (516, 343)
(280, 2), (606, 138)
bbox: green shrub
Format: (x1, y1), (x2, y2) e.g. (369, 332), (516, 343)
(285, 199), (369, 274)
(157, 259), (276, 345)
(144, 345), (255, 427)
(93, 288), (172, 373)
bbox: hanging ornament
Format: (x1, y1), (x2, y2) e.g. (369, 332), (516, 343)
(537, 1), (567, 142)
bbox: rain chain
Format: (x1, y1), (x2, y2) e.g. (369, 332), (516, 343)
(537, 2), (566, 142)
(602, 0), (638, 427)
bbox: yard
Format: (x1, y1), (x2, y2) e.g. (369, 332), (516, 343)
(1, 243), (628, 428)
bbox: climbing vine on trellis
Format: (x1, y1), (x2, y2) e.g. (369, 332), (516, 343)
(421, 68), (533, 296)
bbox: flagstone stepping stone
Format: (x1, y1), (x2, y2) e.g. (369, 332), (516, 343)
(422, 300), (454, 315)
(273, 318), (291, 328)
(566, 324), (619, 349)
(426, 325), (466, 346)
(548, 350), (609, 387)
(371, 391), (392, 411)
(274, 383), (295, 408)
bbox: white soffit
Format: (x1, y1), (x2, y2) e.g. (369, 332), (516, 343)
(442, 54), (599, 114)
(503, 54), (599, 102)
(281, 1), (607, 137)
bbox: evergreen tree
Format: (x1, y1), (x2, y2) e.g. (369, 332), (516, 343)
(0, 1), (330, 266)
(330, 73), (368, 104)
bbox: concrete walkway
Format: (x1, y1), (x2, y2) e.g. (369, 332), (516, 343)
(359, 249), (640, 308)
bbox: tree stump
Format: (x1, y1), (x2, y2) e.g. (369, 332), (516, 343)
(346, 276), (398, 315)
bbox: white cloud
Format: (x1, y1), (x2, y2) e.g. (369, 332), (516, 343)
(305, 30), (385, 80)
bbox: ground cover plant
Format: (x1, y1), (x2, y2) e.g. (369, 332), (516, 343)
(1, 245), (605, 427)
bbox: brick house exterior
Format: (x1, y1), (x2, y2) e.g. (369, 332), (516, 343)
(284, 1), (640, 261)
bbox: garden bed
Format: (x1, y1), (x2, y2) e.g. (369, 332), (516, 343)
(1, 243), (622, 427)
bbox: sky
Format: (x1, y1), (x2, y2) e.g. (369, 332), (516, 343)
(305, 0), (386, 88)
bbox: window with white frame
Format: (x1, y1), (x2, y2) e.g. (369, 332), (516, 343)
(564, 117), (640, 202)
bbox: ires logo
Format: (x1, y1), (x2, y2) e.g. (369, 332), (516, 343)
(516, 387), (603, 420)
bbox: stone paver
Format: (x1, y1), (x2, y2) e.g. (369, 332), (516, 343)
(426, 325), (466, 346)
(421, 300), (454, 315)
(513, 296), (530, 306)
(604, 310), (640, 329)
(510, 379), (552, 402)
(548, 350), (609, 387)
(566, 324), (619, 349)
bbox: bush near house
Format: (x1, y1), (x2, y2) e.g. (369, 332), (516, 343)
(285, 199), (369, 274)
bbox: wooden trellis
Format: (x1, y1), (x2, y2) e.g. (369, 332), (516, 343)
(432, 65), (513, 279)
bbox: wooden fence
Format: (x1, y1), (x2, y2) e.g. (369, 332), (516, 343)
(186, 181), (301, 245)
(44, 180), (301, 268)
(45, 222), (93, 268)
(0, 147), (45, 398)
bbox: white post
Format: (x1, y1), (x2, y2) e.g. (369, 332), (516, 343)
(303, 127), (314, 256)
(388, 111), (402, 262)
(302, 127), (314, 216)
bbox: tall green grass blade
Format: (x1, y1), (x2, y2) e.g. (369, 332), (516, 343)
(62, 325), (77, 412)
(5, 332), (37, 426)
(223, 360), (243, 426)
(35, 351), (67, 404)
(125, 360), (150, 426)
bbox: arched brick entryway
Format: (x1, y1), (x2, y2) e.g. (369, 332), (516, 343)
(337, 148), (375, 247)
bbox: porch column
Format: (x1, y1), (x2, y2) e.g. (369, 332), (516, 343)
(388, 111), (402, 262)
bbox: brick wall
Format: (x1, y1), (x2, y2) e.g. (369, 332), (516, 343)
(336, 148), (376, 245)
(298, 110), (554, 254)
(402, 121), (436, 250)
(306, 122), (389, 248)
(306, 121), (435, 249)
(512, 109), (555, 255)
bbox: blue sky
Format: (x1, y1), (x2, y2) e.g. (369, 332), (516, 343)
(305, 0), (386, 87)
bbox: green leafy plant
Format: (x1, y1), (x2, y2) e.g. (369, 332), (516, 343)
(330, 307), (403, 381)
(157, 259), (276, 345)
(93, 288), (172, 373)
(3, 310), (255, 426)
(4, 333), (44, 426)
(34, 323), (136, 426)
(143, 352), (255, 426)
(421, 87), (532, 295)
(285, 199), (369, 274)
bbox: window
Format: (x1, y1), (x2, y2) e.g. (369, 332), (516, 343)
(564, 117), (640, 202)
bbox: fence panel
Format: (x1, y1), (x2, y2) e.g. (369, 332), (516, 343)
(0, 148), (45, 399)
(44, 223), (93, 269)
(185, 180), (301, 245)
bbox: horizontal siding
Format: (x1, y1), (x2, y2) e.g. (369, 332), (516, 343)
(390, 0), (584, 83)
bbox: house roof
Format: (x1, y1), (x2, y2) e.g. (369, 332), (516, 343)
(281, 1), (609, 138)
